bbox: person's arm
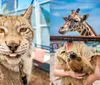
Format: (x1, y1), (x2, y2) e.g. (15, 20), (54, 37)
(54, 46), (85, 79)
(54, 64), (85, 79)
(80, 42), (100, 84)
(86, 57), (100, 85)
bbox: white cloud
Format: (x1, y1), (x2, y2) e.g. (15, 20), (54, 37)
(51, 12), (60, 16)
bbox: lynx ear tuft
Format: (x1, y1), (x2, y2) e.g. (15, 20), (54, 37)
(22, 5), (33, 22)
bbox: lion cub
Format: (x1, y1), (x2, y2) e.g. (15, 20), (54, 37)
(57, 51), (94, 85)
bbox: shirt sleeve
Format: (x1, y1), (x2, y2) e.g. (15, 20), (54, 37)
(54, 48), (67, 65)
(80, 42), (93, 59)
(54, 49), (62, 65)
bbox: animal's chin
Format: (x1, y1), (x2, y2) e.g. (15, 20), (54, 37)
(72, 68), (84, 73)
(59, 29), (69, 34)
(4, 52), (25, 59)
(0, 49), (27, 59)
(7, 54), (21, 59)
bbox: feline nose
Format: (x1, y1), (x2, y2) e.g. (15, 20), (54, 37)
(6, 42), (19, 53)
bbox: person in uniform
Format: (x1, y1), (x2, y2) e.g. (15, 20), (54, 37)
(54, 40), (100, 85)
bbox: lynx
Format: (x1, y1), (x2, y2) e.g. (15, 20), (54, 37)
(0, 5), (34, 85)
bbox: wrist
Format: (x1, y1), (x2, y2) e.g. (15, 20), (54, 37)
(65, 71), (70, 76)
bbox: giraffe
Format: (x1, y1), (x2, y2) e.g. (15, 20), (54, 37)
(59, 8), (97, 36)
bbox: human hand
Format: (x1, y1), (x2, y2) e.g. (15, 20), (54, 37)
(68, 70), (85, 79)
(94, 65), (100, 79)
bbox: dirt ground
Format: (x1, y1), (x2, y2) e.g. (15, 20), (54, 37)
(30, 67), (50, 85)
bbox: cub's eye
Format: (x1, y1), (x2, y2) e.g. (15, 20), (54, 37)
(0, 28), (5, 33)
(20, 28), (27, 32)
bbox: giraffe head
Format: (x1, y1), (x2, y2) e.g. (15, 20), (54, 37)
(59, 8), (89, 34)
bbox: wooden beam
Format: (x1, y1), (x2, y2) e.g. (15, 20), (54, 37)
(50, 36), (100, 41)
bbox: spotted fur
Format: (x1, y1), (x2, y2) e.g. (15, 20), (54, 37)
(59, 8), (97, 36)
(0, 5), (34, 85)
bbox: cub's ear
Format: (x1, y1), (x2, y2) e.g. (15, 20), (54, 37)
(57, 57), (66, 65)
(22, 5), (33, 22)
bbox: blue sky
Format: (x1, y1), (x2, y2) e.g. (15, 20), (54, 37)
(18, 0), (44, 10)
(50, 0), (100, 36)
(18, 0), (32, 9)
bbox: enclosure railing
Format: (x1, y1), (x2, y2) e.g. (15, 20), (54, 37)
(50, 36), (100, 41)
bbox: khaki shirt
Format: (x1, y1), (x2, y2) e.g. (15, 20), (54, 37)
(55, 41), (93, 84)
(55, 41), (93, 65)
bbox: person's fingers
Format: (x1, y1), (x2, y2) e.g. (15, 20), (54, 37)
(75, 73), (85, 77)
(75, 76), (84, 79)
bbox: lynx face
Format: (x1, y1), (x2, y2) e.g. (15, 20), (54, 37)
(0, 6), (34, 63)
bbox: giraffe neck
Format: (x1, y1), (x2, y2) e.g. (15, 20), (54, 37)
(75, 22), (97, 36)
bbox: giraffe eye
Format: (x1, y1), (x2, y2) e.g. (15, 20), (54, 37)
(73, 18), (81, 22)
(73, 19), (79, 22)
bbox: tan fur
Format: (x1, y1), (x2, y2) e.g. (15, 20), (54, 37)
(0, 5), (34, 85)
(58, 51), (94, 85)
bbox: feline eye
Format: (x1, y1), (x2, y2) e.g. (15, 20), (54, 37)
(20, 28), (27, 32)
(0, 28), (5, 33)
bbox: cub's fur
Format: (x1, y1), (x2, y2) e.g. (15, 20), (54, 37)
(57, 51), (94, 85)
(0, 5), (34, 85)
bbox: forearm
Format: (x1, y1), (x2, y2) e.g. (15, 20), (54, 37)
(54, 69), (70, 77)
(86, 57), (100, 85)
(86, 74), (97, 85)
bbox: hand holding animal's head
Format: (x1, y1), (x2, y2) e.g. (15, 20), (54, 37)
(0, 5), (34, 61)
(59, 8), (89, 34)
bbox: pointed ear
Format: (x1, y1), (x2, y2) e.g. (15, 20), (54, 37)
(57, 57), (67, 65)
(63, 17), (67, 21)
(76, 8), (80, 13)
(81, 14), (89, 22)
(22, 5), (33, 21)
(71, 10), (75, 14)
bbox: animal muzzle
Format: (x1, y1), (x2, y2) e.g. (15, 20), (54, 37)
(58, 27), (67, 34)
(5, 41), (20, 53)
(69, 51), (77, 59)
